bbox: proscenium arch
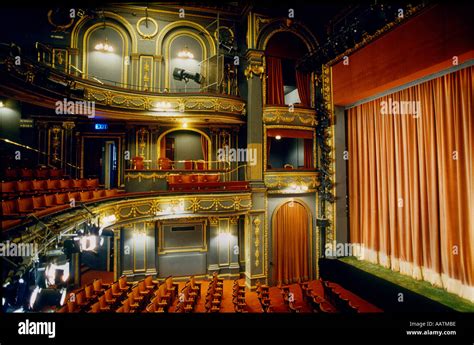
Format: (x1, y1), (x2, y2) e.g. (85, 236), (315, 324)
(156, 128), (212, 163)
(164, 31), (208, 89)
(70, 11), (138, 53)
(271, 198), (314, 282)
(156, 20), (216, 56)
(82, 23), (128, 85)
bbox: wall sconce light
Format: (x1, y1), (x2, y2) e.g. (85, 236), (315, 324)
(177, 45), (194, 59)
(275, 135), (281, 140)
(0, 101), (4, 108)
(95, 37), (114, 52)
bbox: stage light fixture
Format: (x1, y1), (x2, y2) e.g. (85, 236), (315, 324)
(172, 67), (203, 84)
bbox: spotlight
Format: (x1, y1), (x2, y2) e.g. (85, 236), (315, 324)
(172, 68), (203, 84)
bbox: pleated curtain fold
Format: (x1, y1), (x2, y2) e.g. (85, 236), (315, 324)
(347, 66), (474, 302)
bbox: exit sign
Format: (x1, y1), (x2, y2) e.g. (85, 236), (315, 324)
(94, 123), (108, 130)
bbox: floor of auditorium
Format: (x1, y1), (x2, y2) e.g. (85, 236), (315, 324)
(80, 270), (381, 313)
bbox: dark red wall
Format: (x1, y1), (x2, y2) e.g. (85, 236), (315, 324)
(332, 3), (474, 106)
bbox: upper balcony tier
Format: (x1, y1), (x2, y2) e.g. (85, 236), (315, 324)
(0, 50), (246, 124)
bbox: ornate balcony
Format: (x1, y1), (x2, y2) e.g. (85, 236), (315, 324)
(264, 170), (319, 194)
(263, 105), (317, 127)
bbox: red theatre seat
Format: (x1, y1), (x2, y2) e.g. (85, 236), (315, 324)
(49, 168), (63, 179)
(85, 178), (99, 190)
(132, 156), (144, 170)
(1, 181), (16, 198)
(19, 168), (33, 180)
(32, 180), (46, 194)
(184, 160), (193, 170)
(46, 179), (60, 192)
(4, 167), (18, 180)
(17, 197), (34, 215)
(16, 181), (32, 196)
(34, 167), (50, 179)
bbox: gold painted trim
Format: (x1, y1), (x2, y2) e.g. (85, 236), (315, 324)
(82, 23), (128, 86)
(155, 20), (216, 56)
(263, 106), (317, 126)
(136, 17), (159, 39)
(263, 124), (315, 173)
(158, 219), (207, 254)
(71, 11), (138, 53)
(156, 127), (212, 163)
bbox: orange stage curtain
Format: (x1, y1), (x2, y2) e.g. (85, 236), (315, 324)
(296, 70), (311, 106)
(266, 56), (285, 105)
(274, 201), (309, 285)
(160, 137), (166, 159)
(347, 66), (474, 302)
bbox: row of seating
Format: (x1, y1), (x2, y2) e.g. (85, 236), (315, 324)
(322, 279), (359, 313)
(204, 273), (224, 313)
(174, 276), (201, 313)
(2, 167), (66, 180)
(280, 285), (301, 313)
(58, 277), (122, 313)
(167, 175), (249, 192)
(132, 157), (209, 171)
(145, 276), (179, 313)
(1, 189), (121, 231)
(1, 178), (100, 199)
(232, 279), (247, 313)
(256, 281), (272, 313)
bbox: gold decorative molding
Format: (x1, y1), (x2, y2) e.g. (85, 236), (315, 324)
(244, 64), (265, 80)
(208, 216), (219, 226)
(264, 171), (319, 193)
(136, 17), (159, 39)
(263, 106), (317, 126)
(79, 81), (246, 116)
(321, 64), (336, 245)
(253, 216), (261, 267)
(94, 193), (253, 223)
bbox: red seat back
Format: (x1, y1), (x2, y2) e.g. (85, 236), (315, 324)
(20, 168), (33, 179)
(33, 195), (46, 209)
(4, 167), (18, 179)
(86, 178), (99, 189)
(60, 179), (71, 190)
(32, 179), (46, 192)
(44, 194), (57, 207)
(80, 191), (91, 201)
(46, 179), (59, 190)
(49, 168), (63, 178)
(55, 193), (69, 205)
(1, 181), (16, 194)
(184, 160), (193, 170)
(17, 197), (34, 213)
(2, 199), (18, 215)
(34, 167), (50, 179)
(16, 181), (32, 193)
